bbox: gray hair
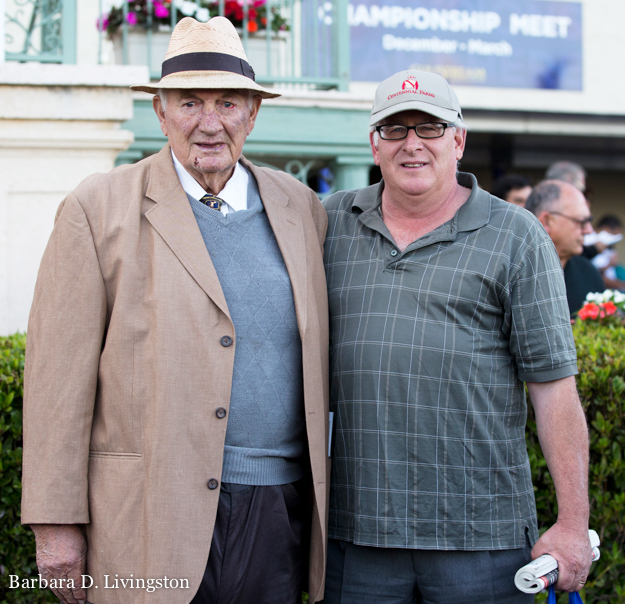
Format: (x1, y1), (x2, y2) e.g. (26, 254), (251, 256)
(157, 88), (169, 110)
(524, 181), (563, 216)
(370, 116), (467, 148)
(545, 161), (586, 191)
(156, 88), (258, 111)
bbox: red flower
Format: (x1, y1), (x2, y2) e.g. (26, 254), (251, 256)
(247, 20), (258, 32)
(602, 301), (617, 315)
(224, 1), (239, 16)
(578, 302), (600, 321)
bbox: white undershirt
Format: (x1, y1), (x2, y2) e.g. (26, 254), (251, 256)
(171, 150), (249, 215)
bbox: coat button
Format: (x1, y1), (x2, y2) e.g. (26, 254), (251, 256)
(220, 335), (233, 347)
(207, 478), (219, 490)
(390, 249), (398, 257)
(216, 407), (227, 419)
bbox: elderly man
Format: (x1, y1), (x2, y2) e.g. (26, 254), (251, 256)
(322, 70), (591, 603)
(525, 180), (604, 315)
(21, 16), (329, 604)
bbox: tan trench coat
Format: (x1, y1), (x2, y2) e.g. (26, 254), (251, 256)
(21, 145), (330, 604)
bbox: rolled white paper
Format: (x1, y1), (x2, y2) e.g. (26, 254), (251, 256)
(514, 530), (600, 594)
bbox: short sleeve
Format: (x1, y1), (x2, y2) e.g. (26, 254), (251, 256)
(507, 229), (578, 383)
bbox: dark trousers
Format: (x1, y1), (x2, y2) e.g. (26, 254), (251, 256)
(322, 536), (535, 604)
(191, 481), (306, 604)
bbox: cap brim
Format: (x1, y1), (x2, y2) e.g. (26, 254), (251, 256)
(370, 98), (459, 126)
(131, 70), (281, 99)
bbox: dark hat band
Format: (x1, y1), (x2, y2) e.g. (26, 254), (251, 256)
(161, 52), (256, 81)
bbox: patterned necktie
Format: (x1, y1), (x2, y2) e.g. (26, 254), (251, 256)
(200, 194), (224, 211)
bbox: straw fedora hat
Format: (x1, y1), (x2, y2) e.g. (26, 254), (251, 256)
(131, 16), (280, 98)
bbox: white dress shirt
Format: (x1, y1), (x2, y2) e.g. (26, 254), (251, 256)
(171, 150), (249, 215)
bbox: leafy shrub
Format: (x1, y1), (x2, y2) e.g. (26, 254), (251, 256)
(0, 334), (56, 603)
(527, 319), (625, 603)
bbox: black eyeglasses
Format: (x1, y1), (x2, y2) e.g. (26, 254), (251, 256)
(376, 122), (454, 140)
(548, 211), (593, 228)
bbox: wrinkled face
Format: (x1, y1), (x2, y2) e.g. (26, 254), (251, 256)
(506, 186), (532, 207)
(370, 110), (466, 200)
(546, 185), (593, 262)
(154, 88), (261, 183)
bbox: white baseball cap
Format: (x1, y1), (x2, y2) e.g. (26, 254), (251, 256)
(370, 70), (462, 126)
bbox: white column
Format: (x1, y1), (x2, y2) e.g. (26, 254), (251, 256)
(0, 63), (149, 335)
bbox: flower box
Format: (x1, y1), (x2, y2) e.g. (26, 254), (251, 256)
(112, 27), (291, 78)
(113, 29), (172, 75)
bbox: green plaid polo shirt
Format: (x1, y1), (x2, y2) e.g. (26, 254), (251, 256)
(324, 173), (577, 551)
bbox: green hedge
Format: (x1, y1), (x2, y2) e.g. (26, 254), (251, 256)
(1, 323), (624, 603)
(528, 319), (625, 603)
(0, 334), (55, 603)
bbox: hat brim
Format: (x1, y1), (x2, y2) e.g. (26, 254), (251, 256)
(370, 98), (459, 126)
(131, 70), (280, 99)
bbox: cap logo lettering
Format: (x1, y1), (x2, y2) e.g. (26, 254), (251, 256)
(372, 70), (462, 128)
(402, 76), (418, 91)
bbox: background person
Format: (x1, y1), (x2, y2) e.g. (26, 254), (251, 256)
(490, 173), (533, 207)
(545, 160), (587, 192)
(21, 17), (330, 604)
(322, 70), (591, 604)
(590, 214), (625, 290)
(525, 180), (604, 315)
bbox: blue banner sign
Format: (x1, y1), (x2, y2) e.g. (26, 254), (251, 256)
(347, 0), (582, 89)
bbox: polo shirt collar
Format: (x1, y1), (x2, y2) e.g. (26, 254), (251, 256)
(455, 172), (491, 232)
(351, 171), (491, 234)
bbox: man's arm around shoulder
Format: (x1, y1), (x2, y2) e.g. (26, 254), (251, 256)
(527, 377), (592, 592)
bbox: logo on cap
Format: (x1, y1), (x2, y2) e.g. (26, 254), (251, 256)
(402, 76), (418, 91)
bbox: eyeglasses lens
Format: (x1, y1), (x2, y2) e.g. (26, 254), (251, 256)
(379, 123), (446, 140)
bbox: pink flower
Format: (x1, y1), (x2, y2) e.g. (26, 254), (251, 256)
(97, 15), (109, 31)
(127, 12), (138, 26)
(154, 2), (169, 18)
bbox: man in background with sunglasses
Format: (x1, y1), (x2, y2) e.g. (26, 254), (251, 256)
(526, 181), (604, 315)
(321, 70), (592, 603)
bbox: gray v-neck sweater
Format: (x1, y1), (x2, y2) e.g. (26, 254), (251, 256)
(188, 174), (304, 485)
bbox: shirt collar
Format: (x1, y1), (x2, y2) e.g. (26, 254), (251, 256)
(171, 150), (249, 213)
(352, 172), (490, 234)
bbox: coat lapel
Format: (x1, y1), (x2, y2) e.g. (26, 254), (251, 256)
(144, 145), (231, 319)
(243, 157), (308, 338)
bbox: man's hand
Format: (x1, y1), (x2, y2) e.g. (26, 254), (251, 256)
(31, 524), (88, 604)
(531, 522), (592, 592)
